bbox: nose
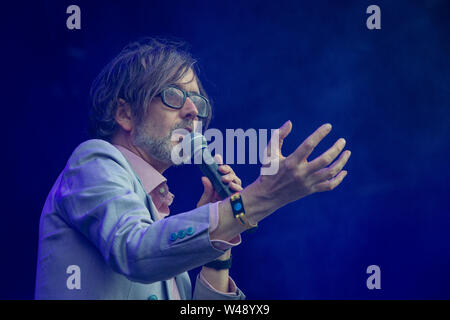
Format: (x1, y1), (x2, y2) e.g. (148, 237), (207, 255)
(179, 97), (199, 120)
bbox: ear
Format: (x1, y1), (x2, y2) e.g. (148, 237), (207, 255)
(114, 99), (133, 132)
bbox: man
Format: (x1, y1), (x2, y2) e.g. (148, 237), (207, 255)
(35, 38), (351, 300)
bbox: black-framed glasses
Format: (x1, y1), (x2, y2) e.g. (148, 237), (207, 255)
(157, 85), (210, 119)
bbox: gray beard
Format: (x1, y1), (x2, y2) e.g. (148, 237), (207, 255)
(132, 120), (193, 166)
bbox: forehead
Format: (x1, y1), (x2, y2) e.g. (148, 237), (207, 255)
(175, 68), (200, 94)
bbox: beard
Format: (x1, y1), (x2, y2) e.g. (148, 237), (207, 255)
(132, 119), (193, 166)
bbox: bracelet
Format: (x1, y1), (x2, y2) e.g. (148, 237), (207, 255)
(230, 192), (258, 231)
(204, 255), (232, 270)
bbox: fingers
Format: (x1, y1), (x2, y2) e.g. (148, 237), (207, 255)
(265, 120), (293, 159)
(218, 164), (242, 185)
(217, 164), (231, 174)
(229, 182), (243, 192)
(311, 170), (348, 193)
(217, 161), (243, 190)
(214, 153), (224, 165)
(221, 172), (242, 186)
(291, 123), (332, 162)
(306, 137), (347, 174)
(278, 120), (293, 143)
(200, 172), (242, 205)
(309, 149), (351, 184)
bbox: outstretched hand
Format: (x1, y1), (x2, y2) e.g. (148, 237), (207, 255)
(258, 121), (351, 208)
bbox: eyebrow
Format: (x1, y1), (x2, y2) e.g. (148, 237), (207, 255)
(173, 83), (200, 95)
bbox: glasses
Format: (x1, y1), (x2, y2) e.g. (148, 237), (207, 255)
(157, 85), (210, 119)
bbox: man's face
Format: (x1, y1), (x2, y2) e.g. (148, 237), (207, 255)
(132, 68), (202, 166)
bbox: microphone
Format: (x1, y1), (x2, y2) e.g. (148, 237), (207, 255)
(182, 132), (234, 199)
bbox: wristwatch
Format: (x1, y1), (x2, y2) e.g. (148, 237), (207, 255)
(204, 255), (232, 270)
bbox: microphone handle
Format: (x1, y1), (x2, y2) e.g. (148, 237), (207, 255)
(197, 148), (234, 199)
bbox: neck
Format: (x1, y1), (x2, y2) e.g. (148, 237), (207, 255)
(110, 132), (171, 174)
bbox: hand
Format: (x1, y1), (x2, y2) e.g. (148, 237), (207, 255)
(196, 154), (243, 208)
(257, 121), (351, 208)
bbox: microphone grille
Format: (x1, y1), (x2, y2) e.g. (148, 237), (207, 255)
(183, 132), (207, 158)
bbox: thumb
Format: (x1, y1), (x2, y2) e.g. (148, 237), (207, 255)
(278, 120), (293, 141)
(265, 120), (292, 160)
(197, 176), (215, 207)
(201, 176), (214, 196)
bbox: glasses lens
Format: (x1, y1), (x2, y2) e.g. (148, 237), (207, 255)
(163, 87), (184, 108)
(189, 95), (208, 118)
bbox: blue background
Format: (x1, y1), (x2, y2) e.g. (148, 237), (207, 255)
(2, 0), (449, 299)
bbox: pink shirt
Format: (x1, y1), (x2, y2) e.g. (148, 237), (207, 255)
(113, 144), (241, 299)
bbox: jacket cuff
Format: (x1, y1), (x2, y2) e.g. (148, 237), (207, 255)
(193, 273), (246, 300)
(209, 202), (242, 251)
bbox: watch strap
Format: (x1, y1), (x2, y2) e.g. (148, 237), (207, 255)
(204, 255), (232, 270)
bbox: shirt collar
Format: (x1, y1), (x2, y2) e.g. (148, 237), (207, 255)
(113, 144), (166, 194)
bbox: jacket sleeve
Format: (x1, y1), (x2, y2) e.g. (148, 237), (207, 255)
(55, 141), (226, 284)
(193, 274), (246, 300)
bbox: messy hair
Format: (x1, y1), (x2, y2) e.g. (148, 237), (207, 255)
(88, 37), (212, 141)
